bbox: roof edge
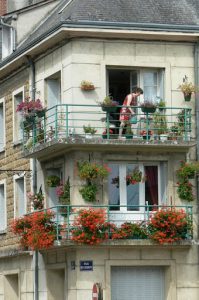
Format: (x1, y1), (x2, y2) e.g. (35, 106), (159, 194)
(1, 20), (199, 70)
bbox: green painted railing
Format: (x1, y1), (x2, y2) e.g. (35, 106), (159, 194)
(34, 204), (193, 242)
(22, 104), (192, 151)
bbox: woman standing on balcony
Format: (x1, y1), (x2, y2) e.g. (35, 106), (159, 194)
(118, 87), (143, 138)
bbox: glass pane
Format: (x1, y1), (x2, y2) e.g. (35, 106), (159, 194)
(145, 166), (158, 210)
(159, 162), (167, 204)
(143, 71), (157, 102)
(108, 164), (120, 210)
(126, 164), (139, 211)
(143, 72), (157, 86)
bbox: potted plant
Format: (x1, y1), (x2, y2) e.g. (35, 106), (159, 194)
(56, 177), (70, 215)
(157, 99), (166, 112)
(77, 160), (110, 202)
(102, 129), (115, 139)
(148, 207), (192, 244)
(80, 80), (95, 91)
(11, 210), (56, 250)
(16, 98), (46, 118)
(140, 129), (153, 140)
(27, 191), (44, 210)
(111, 222), (148, 240)
(178, 76), (197, 101)
(46, 175), (60, 187)
(125, 124), (133, 139)
(71, 208), (112, 244)
(168, 124), (181, 140)
(176, 160), (199, 202)
(100, 95), (118, 113)
(111, 167), (146, 188)
(83, 124), (97, 138)
(153, 112), (168, 140)
(140, 101), (157, 113)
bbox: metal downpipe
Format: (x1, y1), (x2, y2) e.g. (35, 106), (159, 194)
(27, 56), (38, 300)
(194, 42), (199, 217)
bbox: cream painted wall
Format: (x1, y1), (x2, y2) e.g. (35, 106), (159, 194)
(35, 39), (195, 109)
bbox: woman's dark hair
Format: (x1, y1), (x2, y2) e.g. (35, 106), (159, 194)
(132, 87), (143, 94)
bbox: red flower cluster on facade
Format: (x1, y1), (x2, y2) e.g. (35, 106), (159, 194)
(111, 222), (147, 240)
(140, 129), (153, 136)
(148, 208), (191, 244)
(71, 208), (113, 245)
(102, 129), (114, 135)
(11, 211), (55, 250)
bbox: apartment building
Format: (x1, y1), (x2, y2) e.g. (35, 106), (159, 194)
(0, 0), (199, 299)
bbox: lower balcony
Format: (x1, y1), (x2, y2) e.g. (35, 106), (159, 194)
(14, 205), (193, 250)
(21, 104), (194, 158)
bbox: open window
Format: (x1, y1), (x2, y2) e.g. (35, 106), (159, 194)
(108, 68), (164, 103)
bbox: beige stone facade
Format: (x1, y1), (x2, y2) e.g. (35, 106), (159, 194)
(0, 2), (199, 300)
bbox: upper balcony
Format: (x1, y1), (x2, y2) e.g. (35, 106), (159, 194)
(22, 104), (194, 159)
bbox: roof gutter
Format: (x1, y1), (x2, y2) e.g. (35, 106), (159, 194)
(64, 20), (199, 33)
(1, 20), (199, 70)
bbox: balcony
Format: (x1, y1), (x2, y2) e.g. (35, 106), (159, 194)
(39, 204), (193, 247)
(22, 104), (194, 158)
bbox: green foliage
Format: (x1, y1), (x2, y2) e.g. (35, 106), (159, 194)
(176, 161), (199, 202)
(153, 112), (167, 135)
(79, 184), (98, 202)
(46, 175), (60, 187)
(83, 124), (97, 134)
(77, 161), (110, 180)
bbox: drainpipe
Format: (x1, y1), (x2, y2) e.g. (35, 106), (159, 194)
(194, 41), (199, 216)
(27, 56), (38, 300)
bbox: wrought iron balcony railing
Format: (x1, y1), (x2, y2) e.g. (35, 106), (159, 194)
(35, 204), (193, 243)
(22, 104), (192, 153)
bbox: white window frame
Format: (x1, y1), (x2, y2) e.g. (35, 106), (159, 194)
(13, 174), (27, 218)
(0, 179), (7, 233)
(2, 25), (15, 60)
(0, 97), (6, 152)
(108, 161), (165, 212)
(138, 69), (164, 102)
(12, 86), (25, 144)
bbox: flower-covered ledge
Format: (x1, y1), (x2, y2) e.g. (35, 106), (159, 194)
(11, 205), (193, 251)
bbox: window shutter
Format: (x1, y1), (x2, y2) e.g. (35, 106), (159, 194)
(111, 266), (164, 300)
(0, 104), (4, 148)
(0, 185), (6, 231)
(2, 26), (14, 60)
(16, 178), (25, 217)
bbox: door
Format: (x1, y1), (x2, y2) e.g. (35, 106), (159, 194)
(111, 266), (165, 300)
(108, 162), (167, 223)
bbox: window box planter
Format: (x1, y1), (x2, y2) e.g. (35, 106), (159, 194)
(141, 107), (156, 113)
(101, 105), (118, 113)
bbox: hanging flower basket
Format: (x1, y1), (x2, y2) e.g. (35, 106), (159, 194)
(183, 93), (192, 102)
(111, 168), (146, 188)
(140, 101), (157, 113)
(46, 175), (60, 187)
(80, 80), (95, 91)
